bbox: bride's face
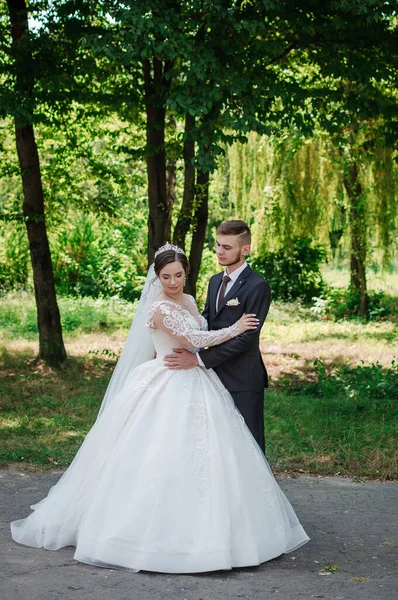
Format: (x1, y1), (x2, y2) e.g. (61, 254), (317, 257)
(158, 261), (185, 298)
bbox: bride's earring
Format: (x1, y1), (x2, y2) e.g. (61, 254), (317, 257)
(184, 277), (187, 287)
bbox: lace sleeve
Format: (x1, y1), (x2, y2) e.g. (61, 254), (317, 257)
(147, 301), (239, 350)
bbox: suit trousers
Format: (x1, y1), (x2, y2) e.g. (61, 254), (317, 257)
(230, 390), (266, 454)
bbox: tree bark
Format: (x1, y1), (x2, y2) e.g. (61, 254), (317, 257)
(343, 159), (369, 317)
(165, 114), (177, 213)
(143, 58), (173, 264)
(173, 112), (195, 251)
(7, 0), (66, 363)
(187, 169), (209, 297)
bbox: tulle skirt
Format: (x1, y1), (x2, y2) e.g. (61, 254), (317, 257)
(11, 359), (309, 573)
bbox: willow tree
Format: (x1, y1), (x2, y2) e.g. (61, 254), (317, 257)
(322, 112), (398, 315)
(338, 127), (370, 315)
(214, 126), (397, 317)
(372, 145), (398, 268)
(215, 132), (336, 253)
(71, 0), (398, 299)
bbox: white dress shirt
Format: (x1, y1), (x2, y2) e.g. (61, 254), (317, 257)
(197, 261), (248, 367)
(215, 261), (248, 310)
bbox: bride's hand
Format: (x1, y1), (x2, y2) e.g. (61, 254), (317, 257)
(236, 313), (259, 334)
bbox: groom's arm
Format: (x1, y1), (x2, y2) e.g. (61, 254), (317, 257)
(198, 279), (271, 369)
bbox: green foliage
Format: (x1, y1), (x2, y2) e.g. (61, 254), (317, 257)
(212, 131), (397, 268)
(194, 243), (218, 307)
(251, 237), (327, 303)
(0, 224), (29, 293)
(51, 212), (147, 301)
(307, 359), (398, 406)
(1, 0), (398, 321)
(0, 294), (135, 340)
(266, 361), (398, 479)
(311, 288), (397, 321)
(0, 112), (149, 301)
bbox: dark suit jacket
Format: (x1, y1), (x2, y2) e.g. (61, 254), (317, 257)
(198, 265), (271, 392)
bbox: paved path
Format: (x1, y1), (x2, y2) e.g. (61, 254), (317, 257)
(1, 471), (396, 600)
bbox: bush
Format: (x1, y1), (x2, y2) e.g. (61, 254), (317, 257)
(0, 209), (148, 302)
(305, 359), (398, 408)
(251, 237), (327, 303)
(311, 288), (397, 321)
(51, 213), (147, 301)
(0, 226), (29, 294)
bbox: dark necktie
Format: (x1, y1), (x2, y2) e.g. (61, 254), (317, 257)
(217, 275), (231, 311)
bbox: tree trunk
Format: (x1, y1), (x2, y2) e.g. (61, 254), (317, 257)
(343, 160), (369, 317)
(7, 0), (66, 364)
(165, 114), (177, 213)
(143, 58), (173, 264)
(187, 169), (209, 297)
(173, 113), (195, 251)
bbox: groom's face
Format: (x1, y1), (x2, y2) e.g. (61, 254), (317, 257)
(216, 235), (249, 269)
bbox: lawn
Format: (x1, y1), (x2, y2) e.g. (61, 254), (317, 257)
(0, 290), (397, 479)
(321, 264), (398, 295)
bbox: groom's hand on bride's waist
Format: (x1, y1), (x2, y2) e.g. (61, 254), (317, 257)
(164, 348), (199, 370)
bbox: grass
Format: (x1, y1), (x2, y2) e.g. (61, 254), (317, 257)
(264, 374), (398, 480)
(321, 264), (398, 295)
(0, 292), (136, 340)
(1, 290), (397, 479)
(0, 349), (110, 469)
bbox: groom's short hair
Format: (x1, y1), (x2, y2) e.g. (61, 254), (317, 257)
(217, 220), (251, 246)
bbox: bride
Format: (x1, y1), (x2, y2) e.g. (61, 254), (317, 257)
(11, 244), (309, 573)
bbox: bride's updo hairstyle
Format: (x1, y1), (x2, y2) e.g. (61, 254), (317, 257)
(154, 249), (190, 277)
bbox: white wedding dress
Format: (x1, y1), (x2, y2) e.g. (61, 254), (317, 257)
(11, 297), (309, 573)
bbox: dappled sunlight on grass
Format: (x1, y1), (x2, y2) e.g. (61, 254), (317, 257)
(262, 301), (397, 384)
(0, 293), (136, 341)
(0, 417), (20, 429)
(1, 295), (397, 477)
(265, 388), (398, 480)
(322, 265), (398, 295)
(0, 342), (114, 469)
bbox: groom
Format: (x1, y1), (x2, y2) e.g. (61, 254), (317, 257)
(164, 220), (271, 452)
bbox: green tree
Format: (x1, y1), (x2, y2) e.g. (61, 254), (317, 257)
(3, 0), (66, 363)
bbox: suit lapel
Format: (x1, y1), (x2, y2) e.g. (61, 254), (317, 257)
(215, 265), (252, 317)
(211, 272), (223, 318)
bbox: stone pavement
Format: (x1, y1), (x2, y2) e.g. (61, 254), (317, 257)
(0, 470), (396, 600)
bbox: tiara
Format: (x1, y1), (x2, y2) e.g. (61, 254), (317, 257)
(154, 242), (186, 258)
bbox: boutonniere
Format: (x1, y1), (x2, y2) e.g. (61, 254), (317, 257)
(226, 298), (240, 306)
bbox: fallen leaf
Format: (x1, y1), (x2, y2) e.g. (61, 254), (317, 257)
(318, 564), (340, 575)
(350, 577), (368, 583)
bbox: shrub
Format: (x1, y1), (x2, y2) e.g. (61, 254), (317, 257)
(305, 359), (398, 409)
(311, 288), (396, 321)
(0, 226), (29, 294)
(51, 213), (147, 301)
(251, 237), (327, 303)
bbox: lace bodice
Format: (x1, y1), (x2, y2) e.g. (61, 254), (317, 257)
(146, 297), (240, 358)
